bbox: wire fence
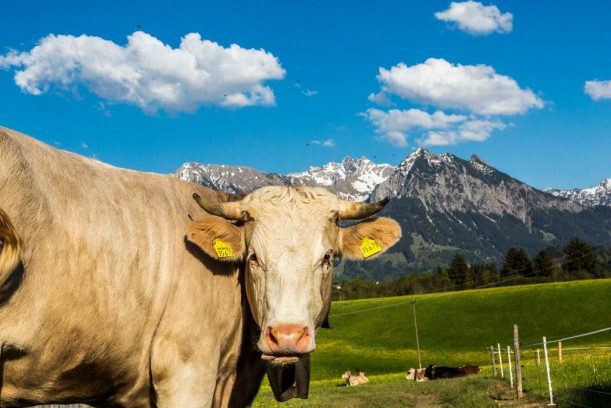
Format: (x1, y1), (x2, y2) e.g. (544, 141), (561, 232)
(488, 325), (611, 408)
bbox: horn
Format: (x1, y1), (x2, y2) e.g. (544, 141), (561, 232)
(193, 193), (245, 221)
(337, 197), (390, 220)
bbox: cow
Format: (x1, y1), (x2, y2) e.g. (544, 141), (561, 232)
(0, 127), (401, 407)
(341, 371), (369, 386)
(423, 364), (481, 380)
(406, 368), (428, 382)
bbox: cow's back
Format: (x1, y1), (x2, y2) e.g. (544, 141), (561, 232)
(0, 127), (237, 406)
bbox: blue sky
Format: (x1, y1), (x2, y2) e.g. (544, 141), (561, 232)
(1, 0), (609, 189)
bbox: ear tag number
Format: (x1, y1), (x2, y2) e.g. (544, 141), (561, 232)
(360, 237), (381, 258)
(213, 239), (234, 258)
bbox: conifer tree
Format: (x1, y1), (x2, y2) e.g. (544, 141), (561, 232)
(564, 237), (602, 277)
(501, 247), (532, 278)
(533, 249), (554, 277)
(448, 254), (469, 289)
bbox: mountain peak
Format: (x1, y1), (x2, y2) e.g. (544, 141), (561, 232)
(470, 154), (487, 164)
(546, 177), (611, 207)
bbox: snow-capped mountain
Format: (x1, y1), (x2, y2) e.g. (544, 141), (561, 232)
(173, 156), (393, 201)
(545, 178), (611, 207)
(174, 162), (289, 195)
(288, 156), (393, 201)
(370, 148), (581, 224)
(173, 150), (611, 278)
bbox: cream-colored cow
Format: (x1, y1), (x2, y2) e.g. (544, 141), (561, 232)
(189, 186), (401, 361)
(341, 371), (369, 386)
(0, 126), (401, 407)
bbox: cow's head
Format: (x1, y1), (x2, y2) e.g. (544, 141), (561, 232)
(187, 186), (401, 359)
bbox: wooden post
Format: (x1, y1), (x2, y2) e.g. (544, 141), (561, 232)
(536, 349), (541, 366)
(558, 341), (563, 364)
(513, 324), (523, 399)
(507, 345), (514, 388)
(497, 342), (504, 378)
(490, 346), (497, 377)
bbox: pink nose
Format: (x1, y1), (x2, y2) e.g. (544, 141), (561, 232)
(265, 324), (311, 354)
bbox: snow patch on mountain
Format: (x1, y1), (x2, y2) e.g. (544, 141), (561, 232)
(546, 178), (611, 207)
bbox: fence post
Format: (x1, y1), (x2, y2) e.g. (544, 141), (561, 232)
(497, 342), (504, 379)
(543, 336), (555, 406)
(536, 349), (541, 366)
(507, 345), (514, 388)
(558, 341), (563, 364)
(490, 346), (497, 377)
(513, 324), (523, 399)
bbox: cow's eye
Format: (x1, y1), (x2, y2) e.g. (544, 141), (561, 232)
(248, 252), (259, 265)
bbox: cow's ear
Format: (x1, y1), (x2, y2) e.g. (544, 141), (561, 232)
(337, 217), (401, 260)
(187, 216), (245, 262)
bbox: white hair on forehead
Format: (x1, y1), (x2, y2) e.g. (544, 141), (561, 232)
(245, 186), (337, 260)
(242, 186), (338, 208)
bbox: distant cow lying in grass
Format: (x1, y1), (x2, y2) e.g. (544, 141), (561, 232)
(406, 368), (428, 382)
(342, 371), (369, 386)
(423, 364), (480, 380)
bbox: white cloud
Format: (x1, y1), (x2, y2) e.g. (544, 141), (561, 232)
(418, 119), (506, 145)
(310, 138), (335, 147)
(374, 58), (543, 115)
(435, 1), (513, 35)
(0, 31), (285, 112)
(302, 88), (318, 97)
(367, 91), (393, 106)
(362, 107), (502, 147)
(584, 80), (611, 100)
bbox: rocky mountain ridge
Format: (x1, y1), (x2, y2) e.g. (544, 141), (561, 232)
(545, 178), (611, 208)
(173, 150), (611, 278)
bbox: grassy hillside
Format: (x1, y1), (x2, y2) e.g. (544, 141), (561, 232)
(311, 279), (611, 380)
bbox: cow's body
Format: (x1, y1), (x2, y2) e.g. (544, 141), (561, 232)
(0, 127), (249, 407)
(423, 364), (480, 380)
(341, 371), (369, 387)
(0, 127), (402, 407)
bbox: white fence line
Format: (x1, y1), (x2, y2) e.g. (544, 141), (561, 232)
(523, 326), (611, 348)
(489, 324), (611, 407)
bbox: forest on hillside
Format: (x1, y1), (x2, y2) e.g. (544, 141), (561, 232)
(333, 237), (611, 300)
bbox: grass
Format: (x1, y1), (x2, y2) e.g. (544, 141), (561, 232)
(313, 280), (611, 380)
(253, 279), (611, 407)
(253, 373), (545, 407)
(520, 350), (611, 407)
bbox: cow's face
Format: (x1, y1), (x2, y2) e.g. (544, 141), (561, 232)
(187, 186), (401, 360)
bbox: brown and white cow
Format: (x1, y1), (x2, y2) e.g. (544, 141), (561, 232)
(0, 127), (401, 407)
(406, 368), (428, 382)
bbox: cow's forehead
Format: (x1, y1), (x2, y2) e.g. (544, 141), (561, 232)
(243, 186), (338, 219)
(243, 186), (337, 208)
(242, 187), (339, 254)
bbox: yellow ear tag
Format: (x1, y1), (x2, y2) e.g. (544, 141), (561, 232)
(360, 237), (381, 258)
(213, 239), (234, 258)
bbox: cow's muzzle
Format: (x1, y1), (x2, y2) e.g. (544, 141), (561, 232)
(264, 324), (311, 355)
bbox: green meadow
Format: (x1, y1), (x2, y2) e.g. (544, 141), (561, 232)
(254, 279), (611, 407)
(313, 279), (611, 380)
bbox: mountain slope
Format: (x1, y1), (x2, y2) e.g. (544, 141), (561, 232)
(174, 151), (611, 279)
(288, 156), (393, 201)
(174, 156), (393, 201)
